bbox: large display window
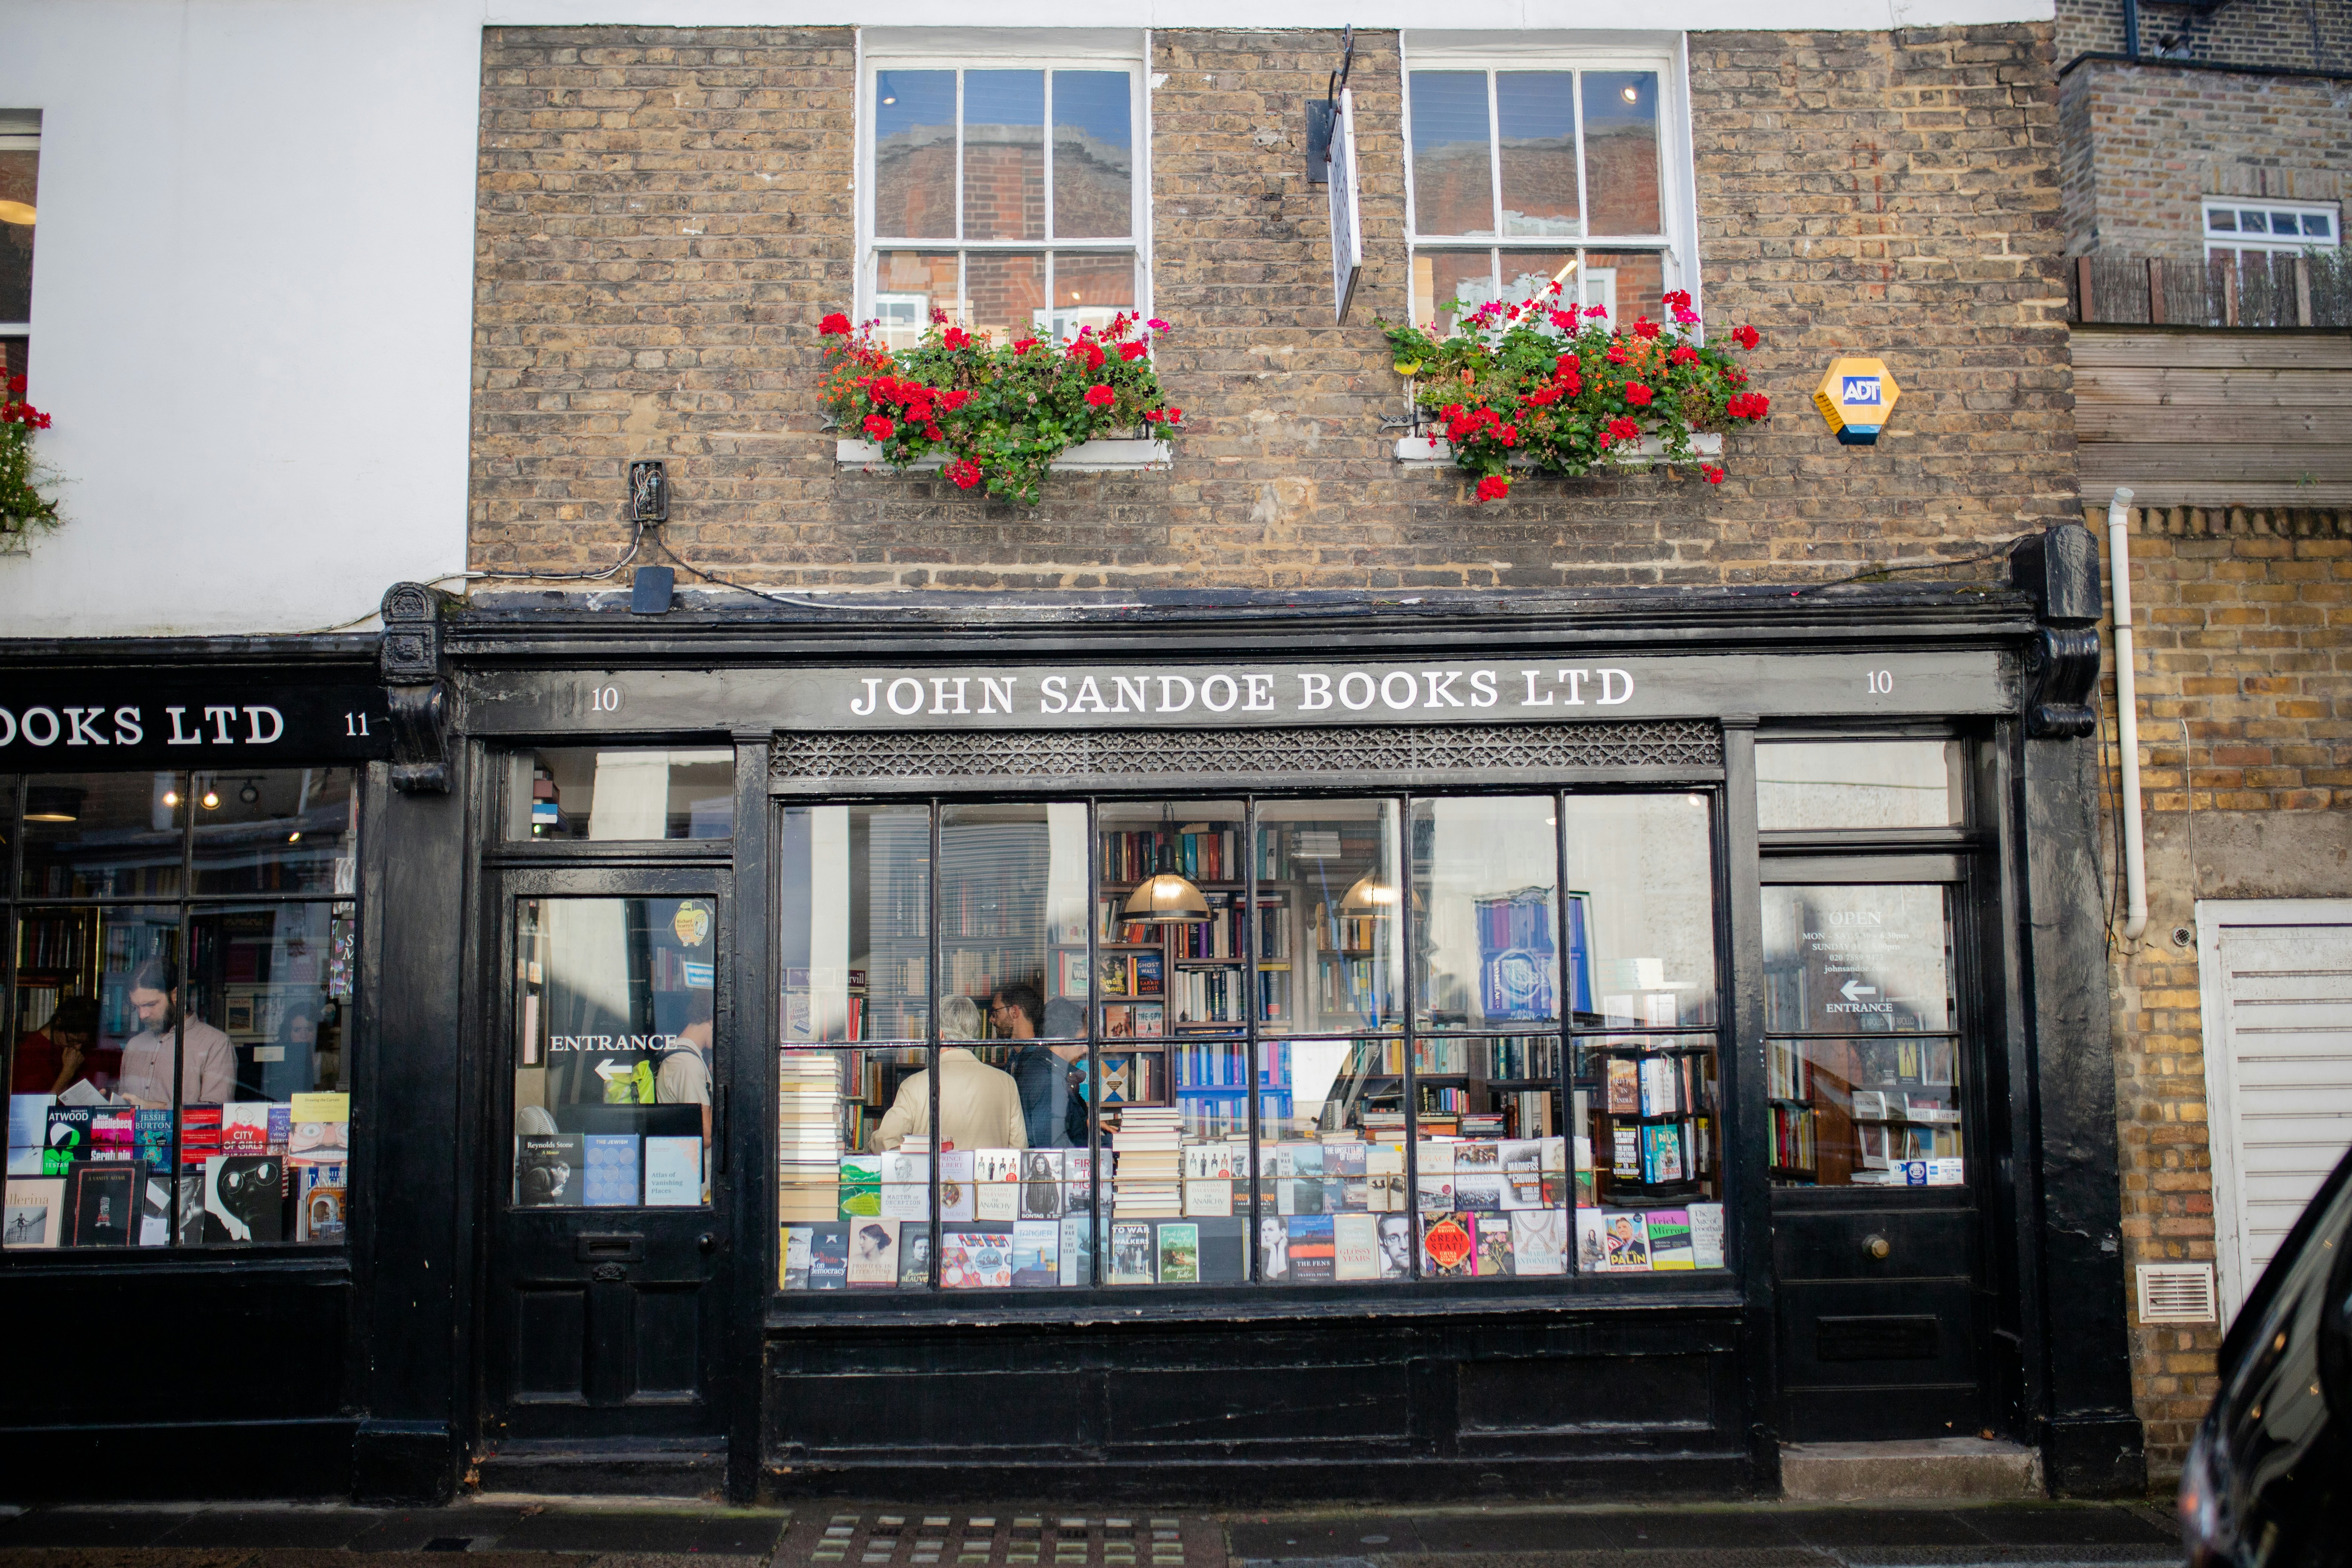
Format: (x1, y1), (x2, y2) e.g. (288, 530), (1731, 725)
(776, 789), (1726, 1293)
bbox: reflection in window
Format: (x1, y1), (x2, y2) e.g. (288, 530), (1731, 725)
(1756, 740), (1962, 831)
(192, 768), (358, 894)
(20, 773), (186, 898)
(1413, 796), (1559, 1029)
(512, 748), (733, 841)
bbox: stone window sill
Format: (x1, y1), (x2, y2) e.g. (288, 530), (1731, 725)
(1395, 431), (1723, 466)
(835, 438), (1173, 473)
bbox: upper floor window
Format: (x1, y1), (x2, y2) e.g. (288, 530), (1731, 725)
(861, 35), (1146, 349)
(1402, 43), (1687, 337)
(0, 111), (37, 385)
(2204, 198), (2338, 264)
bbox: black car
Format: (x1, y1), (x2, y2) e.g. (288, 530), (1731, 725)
(2181, 1146), (2352, 1566)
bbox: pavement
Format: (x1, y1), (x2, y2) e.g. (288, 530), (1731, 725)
(0, 1499), (2185, 1568)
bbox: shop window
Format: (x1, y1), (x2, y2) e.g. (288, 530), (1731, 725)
(865, 39), (1145, 345)
(5, 772), (360, 1251)
(1404, 53), (1685, 335)
(508, 747), (735, 841)
(1756, 740), (1962, 832)
(0, 111), (34, 385)
(775, 790), (1726, 1294)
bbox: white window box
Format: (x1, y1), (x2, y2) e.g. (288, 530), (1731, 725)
(1396, 432), (1722, 467)
(835, 438), (1172, 473)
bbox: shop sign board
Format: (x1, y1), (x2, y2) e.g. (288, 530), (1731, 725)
(0, 684), (394, 765)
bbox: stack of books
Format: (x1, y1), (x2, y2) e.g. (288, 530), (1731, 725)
(779, 1049), (843, 1222)
(1110, 1106), (1184, 1217)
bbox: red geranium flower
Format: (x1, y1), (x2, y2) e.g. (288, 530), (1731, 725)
(1084, 384), (1116, 408)
(1732, 325), (1761, 350)
(1164, 408), (1182, 423)
(941, 388), (972, 411)
(1475, 475), (1510, 502)
(1633, 317), (1661, 340)
(1549, 310), (1577, 332)
(1119, 340), (1149, 361)
(1070, 341), (1106, 371)
(925, 423), (944, 440)
(1727, 367), (1749, 386)
(1606, 342), (1630, 366)
(1669, 345), (1699, 365)
(1011, 337), (1039, 355)
(942, 326), (971, 350)
(1624, 383), (1655, 407)
(862, 413), (895, 441)
(1607, 416), (1640, 443)
(1663, 289), (1693, 311)
(819, 312), (852, 337)
(1701, 465), (1726, 484)
(947, 459), (983, 490)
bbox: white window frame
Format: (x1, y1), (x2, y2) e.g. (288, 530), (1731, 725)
(2202, 197), (2340, 260)
(1398, 32), (1698, 334)
(0, 112), (38, 372)
(854, 28), (1151, 343)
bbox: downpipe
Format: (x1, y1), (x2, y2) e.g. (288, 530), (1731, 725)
(2109, 487), (2148, 941)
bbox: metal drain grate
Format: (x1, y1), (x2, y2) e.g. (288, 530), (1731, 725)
(789, 1513), (1204, 1568)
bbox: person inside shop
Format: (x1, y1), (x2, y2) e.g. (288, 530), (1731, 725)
(657, 987), (715, 1144)
(115, 959), (236, 1109)
(11, 996), (101, 1096)
(245, 1001), (319, 1103)
(992, 982), (1082, 1149)
(875, 995), (1026, 1152)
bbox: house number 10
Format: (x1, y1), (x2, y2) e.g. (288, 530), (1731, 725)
(589, 685), (623, 712)
(1866, 670), (1894, 694)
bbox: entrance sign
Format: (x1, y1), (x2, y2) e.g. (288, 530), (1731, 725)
(1762, 884), (1952, 1035)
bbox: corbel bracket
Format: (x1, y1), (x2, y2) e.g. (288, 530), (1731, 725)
(379, 581), (459, 794)
(2009, 522), (2104, 739)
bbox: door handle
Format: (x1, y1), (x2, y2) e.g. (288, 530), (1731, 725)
(1865, 1234), (1892, 1261)
(699, 1232), (718, 1254)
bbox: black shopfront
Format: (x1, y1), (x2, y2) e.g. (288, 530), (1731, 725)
(0, 551), (2145, 1505)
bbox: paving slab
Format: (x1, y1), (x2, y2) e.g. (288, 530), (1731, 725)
(0, 1515), (204, 1550)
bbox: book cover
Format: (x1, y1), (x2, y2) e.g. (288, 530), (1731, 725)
(3, 1177), (64, 1248)
(974, 1148), (1021, 1221)
(138, 1170), (173, 1247)
(1638, 1057), (1678, 1117)
(1063, 1151), (1094, 1213)
(1610, 1124), (1642, 1179)
(1475, 1213), (1515, 1277)
(1283, 1174), (1325, 1216)
(204, 1155), (285, 1244)
(1646, 1208), (1695, 1269)
(581, 1133), (640, 1206)
(939, 1148), (977, 1222)
(1281, 1214), (1332, 1282)
(1017, 1150), (1064, 1219)
(90, 1108), (136, 1160)
(847, 1217), (901, 1286)
(1184, 1171), (1234, 1217)
(1452, 1142), (1502, 1211)
(516, 1133), (582, 1206)
(1366, 1145), (1405, 1213)
(1376, 1214), (1414, 1279)
(220, 1102), (273, 1153)
(1415, 1141), (1456, 1211)
(643, 1136), (701, 1206)
(1605, 1059), (1640, 1115)
(134, 1109), (173, 1162)
(1510, 1208), (1567, 1276)
(1575, 1209), (1609, 1272)
(1009, 1218), (1060, 1286)
(1689, 1202), (1727, 1269)
(66, 1160), (141, 1246)
(43, 1104), (94, 1175)
(1131, 1002), (1164, 1037)
(1500, 1139), (1544, 1209)
(1192, 1216), (1247, 1283)
(178, 1104), (224, 1166)
(1156, 1220), (1200, 1284)
(8, 1096), (52, 1176)
(837, 1154), (881, 1217)
(295, 1162), (348, 1243)
(804, 1222), (850, 1290)
(1058, 1212), (1093, 1286)
(897, 1225), (933, 1288)
(1331, 1212), (1380, 1280)
(1257, 1215), (1289, 1282)
(1421, 1213), (1476, 1277)
(938, 1229), (1010, 1289)
(880, 1148), (929, 1219)
(1133, 951), (1165, 997)
(1108, 1221), (1155, 1284)
(1601, 1211), (1651, 1271)
(266, 1104), (293, 1153)
(780, 1224), (812, 1289)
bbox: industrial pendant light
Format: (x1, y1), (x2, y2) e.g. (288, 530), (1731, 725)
(1121, 807), (1213, 925)
(1339, 870), (1397, 917)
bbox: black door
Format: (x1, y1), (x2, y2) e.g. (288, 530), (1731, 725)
(485, 870), (731, 1442)
(1763, 865), (1985, 1441)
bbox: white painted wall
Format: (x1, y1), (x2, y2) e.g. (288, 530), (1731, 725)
(0, 0), (2052, 639)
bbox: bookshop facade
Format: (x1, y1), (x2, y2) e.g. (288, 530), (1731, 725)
(0, 567), (2144, 1503)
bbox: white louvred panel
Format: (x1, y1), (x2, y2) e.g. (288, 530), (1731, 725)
(2136, 1263), (2217, 1324)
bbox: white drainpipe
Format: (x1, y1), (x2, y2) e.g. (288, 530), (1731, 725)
(2109, 487), (2148, 940)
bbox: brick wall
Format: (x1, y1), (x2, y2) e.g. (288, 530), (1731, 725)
(471, 24), (2073, 592)
(2097, 502), (2352, 1475)
(2055, 0), (2352, 72)
(2059, 56), (2352, 256)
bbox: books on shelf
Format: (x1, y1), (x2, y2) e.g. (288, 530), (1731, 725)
(1772, 1104), (1817, 1170)
(1099, 1004), (1165, 1043)
(779, 1049), (844, 1221)
(1574, 1202), (1726, 1272)
(1110, 1106), (1184, 1218)
(1101, 826), (1237, 884)
(1097, 950), (1166, 998)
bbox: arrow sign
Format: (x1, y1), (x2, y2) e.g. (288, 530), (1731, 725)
(1839, 979), (1878, 1001)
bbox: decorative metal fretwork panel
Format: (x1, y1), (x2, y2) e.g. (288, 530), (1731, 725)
(772, 721), (1720, 787)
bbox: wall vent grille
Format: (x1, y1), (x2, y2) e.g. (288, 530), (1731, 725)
(2136, 1263), (2218, 1325)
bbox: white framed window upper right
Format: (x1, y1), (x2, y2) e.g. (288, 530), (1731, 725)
(1400, 34), (1695, 338)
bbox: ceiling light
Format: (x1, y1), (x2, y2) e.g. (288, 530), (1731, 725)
(288, 830), (303, 844)
(1340, 873), (1398, 917)
(162, 790), (181, 808)
(1621, 85), (1640, 103)
(201, 789), (220, 810)
(239, 781), (260, 805)
(882, 95), (896, 105)
(0, 201), (32, 225)
(24, 786), (83, 823)
(1120, 810), (1214, 925)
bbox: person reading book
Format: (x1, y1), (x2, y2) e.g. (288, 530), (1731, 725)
(115, 960), (234, 1110)
(994, 983), (1081, 1149)
(875, 996), (1026, 1153)
(12, 996), (100, 1095)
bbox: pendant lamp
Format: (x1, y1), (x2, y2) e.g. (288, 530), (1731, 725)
(1339, 871), (1398, 917)
(1121, 812), (1213, 925)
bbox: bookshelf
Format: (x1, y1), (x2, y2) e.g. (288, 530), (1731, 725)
(1765, 1036), (1960, 1186)
(1589, 1040), (1716, 1202)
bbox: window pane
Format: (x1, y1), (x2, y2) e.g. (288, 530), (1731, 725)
(1580, 1032), (1719, 1211)
(874, 70), (957, 239)
(2207, 208), (2237, 232)
(21, 772), (185, 898)
(1109, 1047), (1242, 1286)
(1047, 251), (1136, 340)
(781, 1046), (940, 1290)
(1409, 72), (1495, 237)
(964, 250), (1046, 343)
(1502, 252), (1579, 323)
(191, 767), (359, 893)
(510, 748), (732, 841)
(1563, 793), (1718, 1029)
(1762, 884), (1954, 1034)
(182, 903), (357, 1244)
(1097, 799), (1244, 1060)
(1052, 71), (1132, 239)
(1, 336), (23, 384)
(1409, 1083), (1572, 1281)
(1755, 740), (1962, 831)
(1496, 73), (1580, 239)
(875, 250), (959, 351)
(1410, 250), (1494, 337)
(1411, 796), (1559, 1029)
(1260, 801), (1403, 1033)
(779, 804), (930, 1044)
(2241, 211), (2269, 234)
(0, 146), (33, 325)
(513, 896), (714, 1210)
(963, 70), (1044, 242)
(1583, 72), (1662, 235)
(1768, 1035), (1962, 1188)
(1581, 249), (1666, 329)
(2304, 213), (2332, 238)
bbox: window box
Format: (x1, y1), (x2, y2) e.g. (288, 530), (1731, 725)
(836, 437), (1172, 473)
(1395, 432), (1721, 467)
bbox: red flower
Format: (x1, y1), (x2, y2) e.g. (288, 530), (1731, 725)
(1070, 341), (1106, 370)
(1669, 345), (1699, 365)
(1633, 317), (1661, 340)
(1624, 383), (1655, 407)
(1011, 337), (1039, 355)
(819, 312), (852, 337)
(1606, 342), (1629, 366)
(1164, 408), (1182, 423)
(942, 326), (971, 349)
(1498, 424), (1519, 447)
(862, 413), (895, 441)
(1084, 384), (1116, 408)
(1119, 340), (1149, 361)
(1727, 392), (1772, 421)
(1732, 325), (1761, 350)
(941, 389), (971, 411)
(1727, 367), (1749, 386)
(947, 459), (983, 490)
(1607, 416), (1640, 443)
(1548, 310), (1576, 332)
(1701, 465), (1726, 484)
(1525, 386), (1559, 408)
(1662, 289), (1693, 311)
(925, 423), (944, 440)
(1475, 475), (1511, 502)
(5, 374), (23, 393)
